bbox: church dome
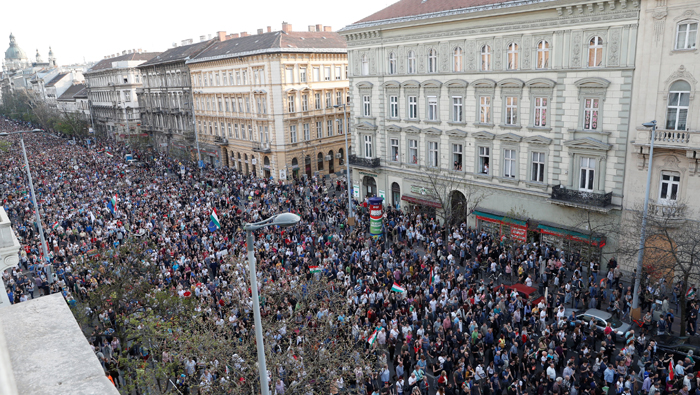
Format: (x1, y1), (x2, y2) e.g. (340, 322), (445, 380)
(5, 33), (28, 61)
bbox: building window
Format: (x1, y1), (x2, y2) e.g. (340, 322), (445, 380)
(588, 36), (604, 67)
(428, 49), (438, 73)
(390, 138), (399, 162)
(676, 22), (698, 50)
(364, 135), (373, 158)
(479, 147), (490, 174)
(666, 80), (690, 130)
(337, 118), (343, 134)
(316, 121), (322, 138)
(390, 96), (399, 118)
(300, 67), (307, 83)
(453, 47), (463, 72)
(408, 139), (418, 164)
(324, 67), (331, 81)
(407, 51), (416, 74)
(388, 52), (397, 75)
(531, 152), (545, 183)
(363, 95), (371, 117)
(361, 55), (369, 76)
(234, 124), (239, 139)
(302, 94), (309, 111)
(480, 96), (491, 124)
(481, 45), (491, 71)
(314, 93), (320, 110)
(336, 91), (342, 106)
(579, 157), (595, 191)
(285, 68), (293, 84)
(427, 96), (438, 121)
(313, 67), (320, 82)
(453, 144), (463, 171)
(506, 43), (519, 70)
(533, 97), (547, 127)
(303, 123), (310, 141)
(659, 172), (681, 203)
(583, 98), (599, 130)
(505, 97), (518, 125)
(290, 125), (297, 143)
(503, 149), (516, 178)
(408, 96), (418, 119)
(335, 66), (342, 80)
(537, 40), (549, 69)
(428, 141), (439, 167)
(327, 120), (333, 137)
(452, 96), (463, 123)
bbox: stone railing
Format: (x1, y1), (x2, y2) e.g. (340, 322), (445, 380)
(551, 185), (612, 208)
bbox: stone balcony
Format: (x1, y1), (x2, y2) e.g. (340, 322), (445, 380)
(349, 154), (381, 168)
(252, 141), (272, 153)
(634, 128), (700, 151)
(648, 202), (687, 227)
(549, 185), (613, 212)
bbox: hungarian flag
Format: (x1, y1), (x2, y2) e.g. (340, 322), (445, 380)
(105, 151), (113, 158)
(429, 267), (435, 286)
(309, 266), (321, 274)
(391, 282), (406, 293)
(51, 221), (59, 230)
(107, 195), (117, 215)
(368, 329), (378, 345)
(687, 287), (696, 299)
(669, 359), (674, 381)
(210, 208), (221, 229)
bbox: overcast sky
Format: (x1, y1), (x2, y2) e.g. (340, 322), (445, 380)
(4, 0), (393, 66)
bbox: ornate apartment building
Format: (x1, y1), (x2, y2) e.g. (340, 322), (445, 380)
(185, 23), (350, 179)
(85, 51), (160, 139)
(621, 0), (700, 270)
(341, 0), (640, 260)
(136, 39), (215, 156)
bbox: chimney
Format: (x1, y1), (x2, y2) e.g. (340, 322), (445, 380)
(308, 25), (316, 32)
(316, 24), (323, 32)
(240, 31), (248, 37)
(217, 31), (227, 41)
(324, 26), (332, 32)
(230, 33), (239, 38)
(122, 50), (127, 55)
(267, 26), (272, 33)
(127, 50), (132, 54)
(133, 49), (137, 54)
(200, 35), (206, 42)
(138, 48), (142, 53)
(208, 34), (212, 39)
(258, 28), (264, 35)
(181, 40), (188, 46)
(282, 22), (292, 33)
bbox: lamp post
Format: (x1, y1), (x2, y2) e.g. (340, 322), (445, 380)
(0, 129), (52, 281)
(334, 104), (354, 229)
(243, 213), (301, 395)
(631, 120), (657, 318)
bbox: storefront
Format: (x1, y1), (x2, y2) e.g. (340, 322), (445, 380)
(473, 209), (528, 244)
(400, 194), (440, 219)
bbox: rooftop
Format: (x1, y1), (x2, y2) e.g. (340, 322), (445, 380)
(45, 72), (69, 87)
(87, 52), (160, 73)
(138, 39), (215, 68)
(57, 83), (86, 101)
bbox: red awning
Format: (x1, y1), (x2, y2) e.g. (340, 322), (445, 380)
(401, 195), (441, 208)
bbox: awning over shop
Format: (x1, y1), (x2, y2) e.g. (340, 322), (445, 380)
(472, 210), (527, 227)
(537, 224), (606, 247)
(401, 194), (442, 208)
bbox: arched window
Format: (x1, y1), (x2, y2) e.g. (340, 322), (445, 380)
(507, 43), (519, 70)
(361, 54), (369, 75)
(588, 36), (603, 67)
(481, 45), (491, 71)
(453, 47), (463, 72)
(536, 40), (549, 69)
(667, 80), (691, 130)
(675, 21), (698, 50)
(428, 49), (438, 73)
(407, 51), (416, 74)
(388, 52), (397, 75)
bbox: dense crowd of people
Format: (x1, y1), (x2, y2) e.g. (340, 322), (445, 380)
(1, 115), (699, 395)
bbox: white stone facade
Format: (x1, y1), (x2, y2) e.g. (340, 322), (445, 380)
(342, 0), (640, 260)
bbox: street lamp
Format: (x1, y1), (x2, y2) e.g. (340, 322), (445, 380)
(631, 120), (657, 318)
(333, 104), (354, 229)
(0, 129), (52, 282)
(243, 213), (301, 395)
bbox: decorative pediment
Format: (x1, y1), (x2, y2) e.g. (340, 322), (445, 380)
(664, 65), (697, 95)
(526, 78), (556, 88)
(400, 80), (421, 88)
(423, 127), (442, 135)
(355, 121), (377, 131)
(381, 80), (401, 89)
(497, 78), (525, 89)
(446, 129), (468, 137)
(563, 137), (612, 151)
(445, 79), (468, 89)
(403, 126), (421, 134)
(356, 81), (374, 89)
(385, 124), (402, 133)
(574, 77), (610, 89)
(472, 78), (496, 89)
(472, 130), (495, 140)
(524, 135), (553, 145)
(421, 79), (443, 89)
(496, 132), (522, 142)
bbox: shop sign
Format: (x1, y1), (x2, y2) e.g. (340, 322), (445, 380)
(358, 171), (378, 178)
(510, 226), (527, 242)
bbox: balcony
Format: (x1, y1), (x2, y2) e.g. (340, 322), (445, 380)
(213, 136), (228, 146)
(634, 128), (700, 151)
(252, 142), (271, 153)
(550, 185), (613, 211)
(349, 154), (380, 168)
(648, 202), (687, 227)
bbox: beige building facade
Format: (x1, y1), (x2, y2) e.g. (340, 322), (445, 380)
(342, 0), (641, 261)
(186, 24), (350, 180)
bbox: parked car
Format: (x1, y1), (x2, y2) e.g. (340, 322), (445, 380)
(570, 308), (631, 337)
(656, 336), (700, 361)
(504, 283), (545, 306)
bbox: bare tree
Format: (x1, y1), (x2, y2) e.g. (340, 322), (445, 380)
(414, 167), (490, 226)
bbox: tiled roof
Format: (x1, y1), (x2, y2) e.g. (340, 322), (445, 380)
(349, 0), (540, 26)
(87, 52), (160, 73)
(73, 87), (88, 98)
(138, 40), (215, 68)
(45, 72), (69, 87)
(188, 31), (346, 64)
(57, 83), (86, 101)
